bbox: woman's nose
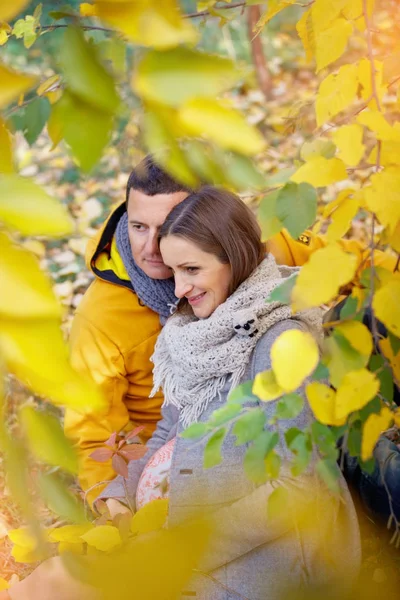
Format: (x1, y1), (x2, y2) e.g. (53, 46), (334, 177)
(174, 276), (192, 299)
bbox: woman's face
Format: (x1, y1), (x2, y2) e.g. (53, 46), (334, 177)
(160, 235), (232, 319)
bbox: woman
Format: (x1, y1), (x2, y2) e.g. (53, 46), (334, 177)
(99, 186), (361, 599)
(5, 186), (360, 600)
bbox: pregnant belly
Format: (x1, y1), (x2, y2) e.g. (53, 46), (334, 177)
(136, 437), (176, 511)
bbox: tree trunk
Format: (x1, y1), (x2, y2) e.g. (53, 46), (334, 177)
(247, 5), (272, 100)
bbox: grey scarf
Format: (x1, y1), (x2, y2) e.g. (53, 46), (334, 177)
(151, 254), (323, 428)
(115, 212), (178, 323)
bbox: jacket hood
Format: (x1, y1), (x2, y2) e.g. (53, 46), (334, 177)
(85, 201), (133, 291)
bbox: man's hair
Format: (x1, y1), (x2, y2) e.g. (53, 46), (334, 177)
(126, 155), (192, 203)
(159, 185), (266, 299)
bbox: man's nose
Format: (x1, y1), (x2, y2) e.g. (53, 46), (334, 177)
(145, 230), (160, 256)
(174, 275), (192, 299)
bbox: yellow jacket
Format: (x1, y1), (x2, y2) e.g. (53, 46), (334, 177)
(65, 202), (397, 503)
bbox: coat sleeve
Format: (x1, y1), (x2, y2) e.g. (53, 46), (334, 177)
(65, 309), (131, 505)
(198, 321), (326, 574)
(96, 403), (179, 509)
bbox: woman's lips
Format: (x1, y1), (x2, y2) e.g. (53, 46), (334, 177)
(187, 292), (206, 305)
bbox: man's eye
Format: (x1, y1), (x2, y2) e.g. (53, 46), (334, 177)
(132, 224), (146, 231)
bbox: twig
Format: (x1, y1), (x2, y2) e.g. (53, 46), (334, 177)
(123, 478), (135, 514)
(41, 24), (114, 33)
(185, 2), (249, 19)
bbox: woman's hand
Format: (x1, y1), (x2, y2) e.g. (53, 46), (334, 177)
(7, 557), (100, 600)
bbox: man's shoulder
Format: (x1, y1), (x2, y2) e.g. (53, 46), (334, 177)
(74, 277), (162, 347)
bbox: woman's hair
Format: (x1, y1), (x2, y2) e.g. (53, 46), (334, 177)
(159, 186), (266, 298)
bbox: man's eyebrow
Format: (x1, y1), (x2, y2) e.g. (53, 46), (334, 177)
(129, 220), (146, 225)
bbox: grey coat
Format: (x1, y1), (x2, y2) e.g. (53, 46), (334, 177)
(101, 320), (361, 600)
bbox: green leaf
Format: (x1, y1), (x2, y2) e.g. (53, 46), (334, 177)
(20, 406), (78, 474)
(389, 332), (400, 355)
(38, 472), (87, 524)
(284, 427), (302, 448)
(347, 421), (361, 457)
(203, 428), (226, 469)
(275, 182), (318, 239)
(266, 274), (298, 304)
(265, 451), (281, 479)
(316, 458), (340, 495)
(311, 421), (338, 460)
(369, 355), (394, 404)
(50, 91), (113, 172)
(243, 431), (279, 484)
(340, 295), (364, 321)
(275, 393), (304, 420)
(264, 167), (296, 187)
(323, 329), (367, 388)
(0, 174), (73, 236)
(223, 153), (266, 191)
(228, 380), (257, 405)
(60, 26), (120, 114)
(208, 403), (242, 427)
(286, 431), (312, 476)
(358, 396), (382, 421)
(267, 486), (289, 520)
(312, 361), (329, 381)
(300, 139), (336, 161)
(22, 97), (51, 145)
(258, 190), (283, 240)
(134, 47), (240, 107)
(232, 408), (266, 445)
(180, 422), (209, 440)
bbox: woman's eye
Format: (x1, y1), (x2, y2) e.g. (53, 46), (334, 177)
(186, 267), (198, 274)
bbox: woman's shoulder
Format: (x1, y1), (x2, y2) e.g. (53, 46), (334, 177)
(251, 319), (308, 377)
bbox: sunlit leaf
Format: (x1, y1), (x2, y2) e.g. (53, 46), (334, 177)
(96, 0), (197, 49)
(323, 329), (368, 388)
(315, 64), (358, 127)
(0, 0), (30, 24)
(361, 407), (393, 461)
(326, 193), (360, 242)
(372, 278), (400, 336)
(336, 368), (380, 421)
(271, 329), (319, 392)
(131, 499), (168, 535)
(0, 174), (73, 236)
(0, 119), (14, 173)
(315, 18), (352, 73)
(81, 525), (121, 551)
(0, 63), (37, 109)
(332, 124), (365, 166)
(292, 244), (357, 310)
(357, 109), (400, 142)
(48, 524), (93, 543)
(254, 0), (297, 31)
(178, 98), (265, 156)
(253, 369), (284, 402)
(306, 382), (345, 426)
(291, 157), (347, 187)
(300, 138), (336, 161)
(335, 321), (373, 357)
(20, 406), (78, 474)
(133, 47), (240, 107)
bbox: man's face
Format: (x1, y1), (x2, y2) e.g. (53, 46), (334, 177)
(127, 188), (189, 279)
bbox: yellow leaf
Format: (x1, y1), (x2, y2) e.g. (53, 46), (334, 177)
(81, 525), (121, 552)
(358, 58), (386, 109)
(271, 329), (319, 392)
(0, 578), (9, 591)
(0, 175), (74, 236)
(322, 189), (354, 218)
(252, 370), (284, 402)
(80, 2), (98, 16)
(335, 368), (380, 421)
(0, 233), (61, 320)
(387, 220), (400, 253)
(290, 157), (347, 187)
(306, 382), (345, 426)
(0, 63), (37, 109)
(178, 98), (265, 156)
(315, 64), (358, 127)
(357, 109), (400, 142)
(363, 168), (400, 233)
(372, 278), (400, 337)
(58, 541), (85, 554)
(11, 544), (46, 563)
(0, 319), (106, 413)
(8, 527), (37, 550)
(48, 524), (93, 543)
(96, 0), (197, 49)
(0, 118), (14, 173)
(292, 245), (357, 310)
(326, 195), (360, 242)
(395, 409), (400, 428)
(0, 29), (8, 45)
(133, 47), (239, 108)
(131, 499), (169, 535)
(37, 74), (61, 97)
(296, 8), (314, 62)
(0, 0), (30, 22)
(335, 321), (373, 357)
(315, 18), (353, 73)
(311, 0), (348, 34)
(380, 337), (400, 385)
(255, 0), (297, 31)
(367, 140), (400, 167)
(332, 124), (365, 167)
(361, 407), (393, 461)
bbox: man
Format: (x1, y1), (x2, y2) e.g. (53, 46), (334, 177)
(65, 155), (397, 507)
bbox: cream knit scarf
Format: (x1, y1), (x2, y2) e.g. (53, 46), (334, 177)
(151, 255), (322, 428)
